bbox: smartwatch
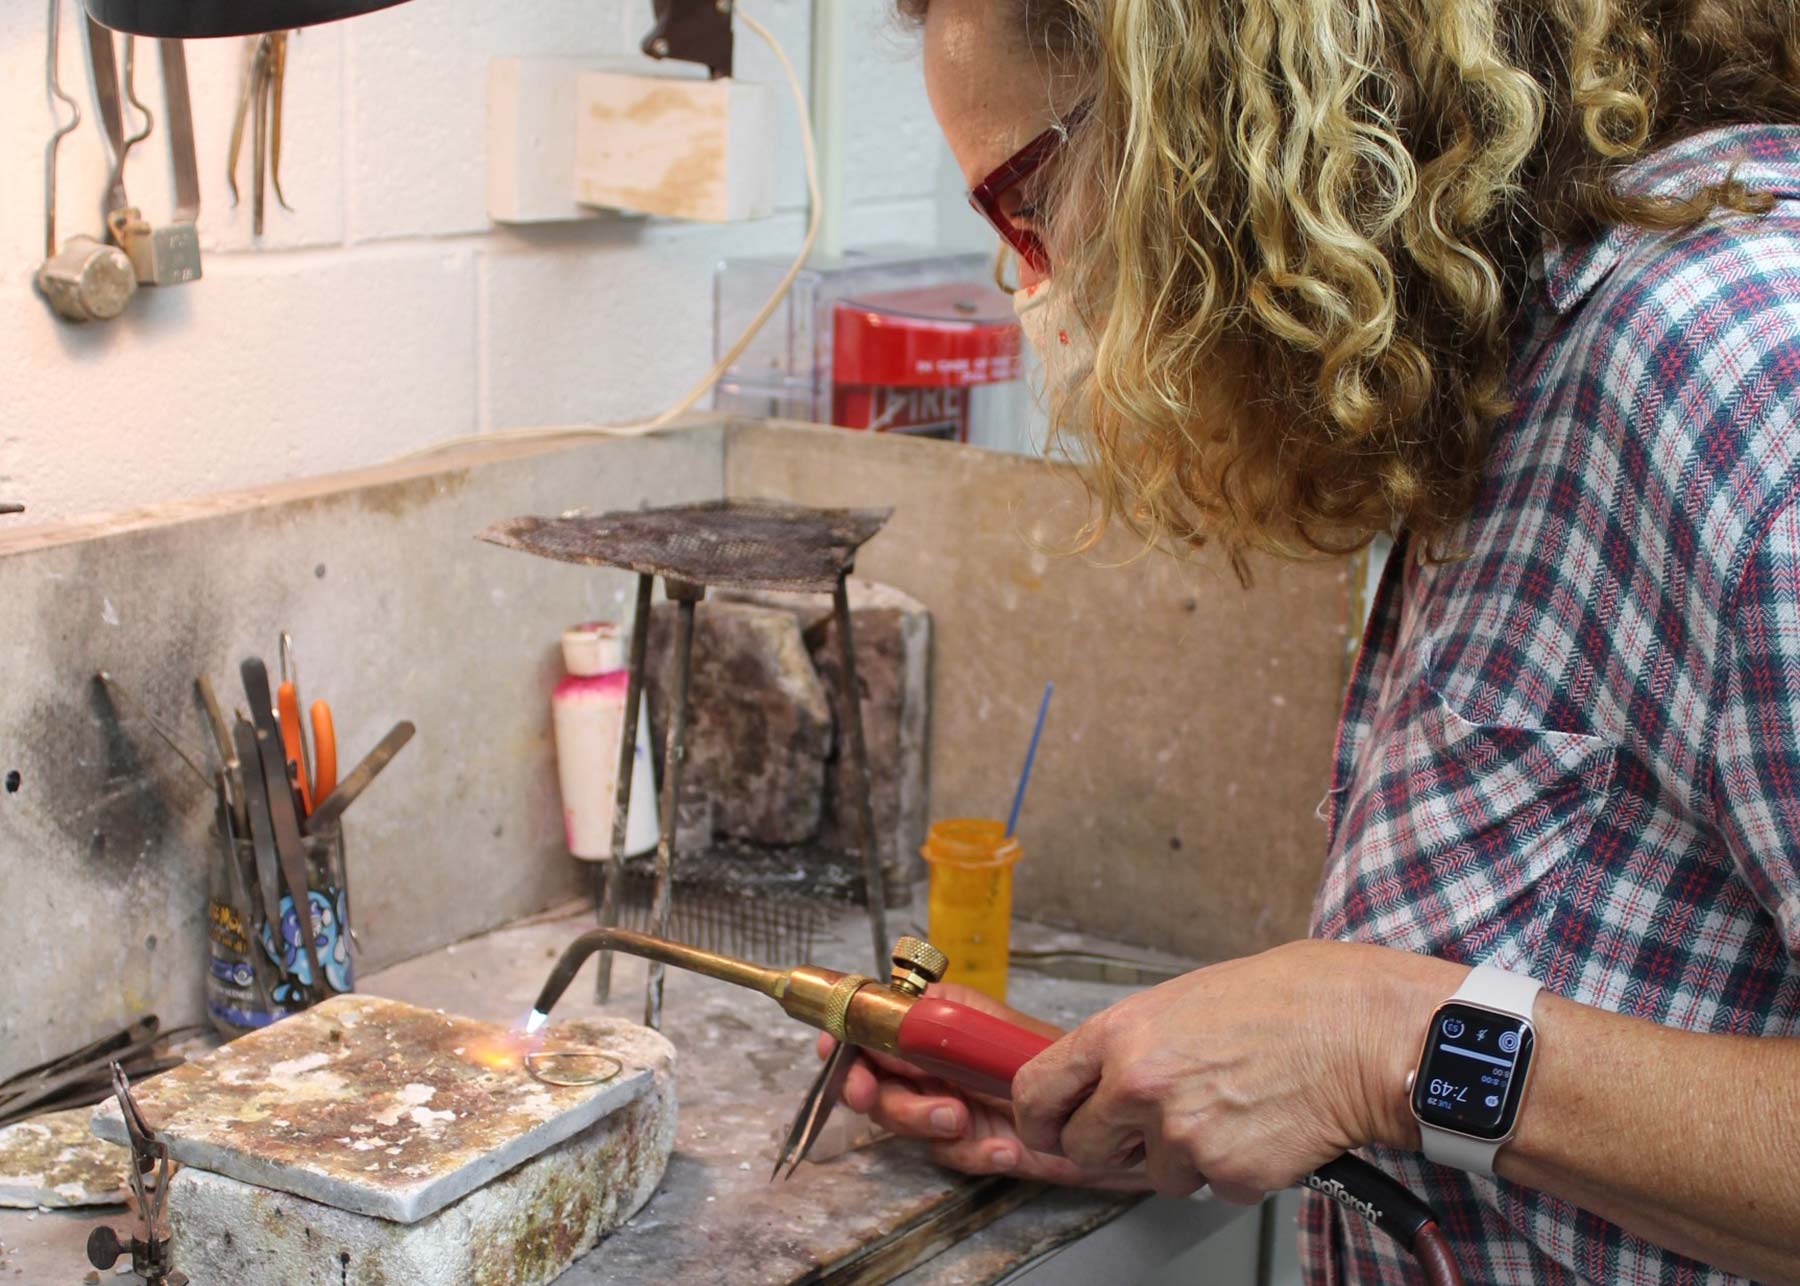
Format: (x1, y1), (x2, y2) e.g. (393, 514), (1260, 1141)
(1407, 965), (1542, 1175)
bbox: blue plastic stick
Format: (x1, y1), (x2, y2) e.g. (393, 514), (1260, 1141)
(1004, 682), (1054, 838)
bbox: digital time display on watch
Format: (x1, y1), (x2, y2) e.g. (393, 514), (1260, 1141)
(1410, 1001), (1535, 1140)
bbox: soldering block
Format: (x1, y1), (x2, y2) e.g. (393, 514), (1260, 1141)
(91, 996), (676, 1285)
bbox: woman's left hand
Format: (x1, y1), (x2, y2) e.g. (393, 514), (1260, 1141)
(1011, 940), (1459, 1203)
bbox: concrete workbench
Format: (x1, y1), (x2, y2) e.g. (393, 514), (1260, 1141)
(0, 897), (1257, 1284)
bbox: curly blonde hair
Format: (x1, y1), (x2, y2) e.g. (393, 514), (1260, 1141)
(902, 0), (1800, 559)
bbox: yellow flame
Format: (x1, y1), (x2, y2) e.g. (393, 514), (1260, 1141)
(463, 1027), (542, 1072)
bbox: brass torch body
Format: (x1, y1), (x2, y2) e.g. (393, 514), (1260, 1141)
(531, 930), (914, 1052)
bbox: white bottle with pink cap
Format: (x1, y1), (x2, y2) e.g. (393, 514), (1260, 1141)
(552, 622), (659, 860)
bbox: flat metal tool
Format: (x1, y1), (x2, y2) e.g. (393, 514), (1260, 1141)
(303, 718), (414, 834)
(195, 675), (247, 836)
(137, 36), (203, 285)
(241, 656), (324, 1000)
(214, 769), (278, 1013)
(0, 1019), (192, 1128)
(232, 715), (287, 969)
(0, 1018), (157, 1094)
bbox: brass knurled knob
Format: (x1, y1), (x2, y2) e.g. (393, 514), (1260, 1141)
(890, 937), (949, 997)
(824, 973), (873, 1039)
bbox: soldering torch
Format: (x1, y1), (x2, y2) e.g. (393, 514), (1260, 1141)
(529, 929), (1465, 1286)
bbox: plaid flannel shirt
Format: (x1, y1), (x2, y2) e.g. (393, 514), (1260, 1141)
(1299, 125), (1800, 1285)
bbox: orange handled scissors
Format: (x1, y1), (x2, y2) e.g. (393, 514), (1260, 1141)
(309, 699), (337, 804)
(275, 633), (337, 816)
(276, 679), (312, 815)
(275, 685), (337, 816)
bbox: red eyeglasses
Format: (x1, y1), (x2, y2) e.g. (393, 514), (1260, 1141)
(967, 104), (1088, 279)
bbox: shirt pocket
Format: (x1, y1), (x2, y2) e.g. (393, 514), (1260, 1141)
(1328, 667), (1618, 971)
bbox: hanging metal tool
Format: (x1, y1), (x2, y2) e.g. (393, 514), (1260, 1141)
(227, 32), (292, 236)
(36, 0), (135, 321)
(110, 37), (203, 285)
(98, 31), (202, 286)
(88, 21), (158, 276)
(225, 36), (260, 208)
(250, 35), (271, 233)
(269, 32), (293, 211)
(86, 1065), (189, 1286)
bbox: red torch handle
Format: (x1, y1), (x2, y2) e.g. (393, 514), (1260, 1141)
(894, 996), (1056, 1099)
(890, 995), (1465, 1286)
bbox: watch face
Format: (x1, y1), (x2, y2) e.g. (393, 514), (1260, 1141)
(1411, 1002), (1535, 1141)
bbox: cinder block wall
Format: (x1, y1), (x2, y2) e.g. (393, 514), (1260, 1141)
(0, 0), (947, 521)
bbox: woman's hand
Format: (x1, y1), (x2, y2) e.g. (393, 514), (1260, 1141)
(1012, 940), (1458, 1203)
(820, 982), (1152, 1191)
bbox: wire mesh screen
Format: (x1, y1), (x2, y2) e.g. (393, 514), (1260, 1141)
(611, 875), (826, 967)
(478, 499), (893, 594)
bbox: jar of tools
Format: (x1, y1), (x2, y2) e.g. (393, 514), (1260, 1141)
(205, 809), (354, 1038)
(920, 819), (1023, 1002)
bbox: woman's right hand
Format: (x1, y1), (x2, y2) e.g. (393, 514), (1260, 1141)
(819, 982), (1152, 1191)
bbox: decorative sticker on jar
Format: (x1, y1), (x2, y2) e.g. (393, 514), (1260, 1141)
(260, 886), (354, 1001)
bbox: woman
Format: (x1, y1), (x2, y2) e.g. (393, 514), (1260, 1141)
(838, 1), (1800, 1281)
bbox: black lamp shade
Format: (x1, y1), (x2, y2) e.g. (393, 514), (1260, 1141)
(82, 0), (412, 37)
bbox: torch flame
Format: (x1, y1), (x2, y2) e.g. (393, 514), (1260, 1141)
(463, 1017), (547, 1072)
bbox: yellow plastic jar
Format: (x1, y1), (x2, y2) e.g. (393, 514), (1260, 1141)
(921, 818), (1023, 1002)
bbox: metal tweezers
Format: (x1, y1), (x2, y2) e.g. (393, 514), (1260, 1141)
(772, 1040), (856, 1181)
(1007, 949), (1187, 987)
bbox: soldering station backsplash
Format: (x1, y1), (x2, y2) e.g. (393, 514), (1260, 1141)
(0, 0), (992, 523)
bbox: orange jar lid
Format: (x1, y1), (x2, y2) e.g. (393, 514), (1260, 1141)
(920, 818), (1023, 869)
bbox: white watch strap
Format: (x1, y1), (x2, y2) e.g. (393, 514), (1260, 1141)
(1419, 965), (1543, 1176)
(1423, 1126), (1508, 1175)
(1452, 963), (1543, 1019)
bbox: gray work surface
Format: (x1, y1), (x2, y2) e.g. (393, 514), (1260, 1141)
(0, 897), (1239, 1284)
